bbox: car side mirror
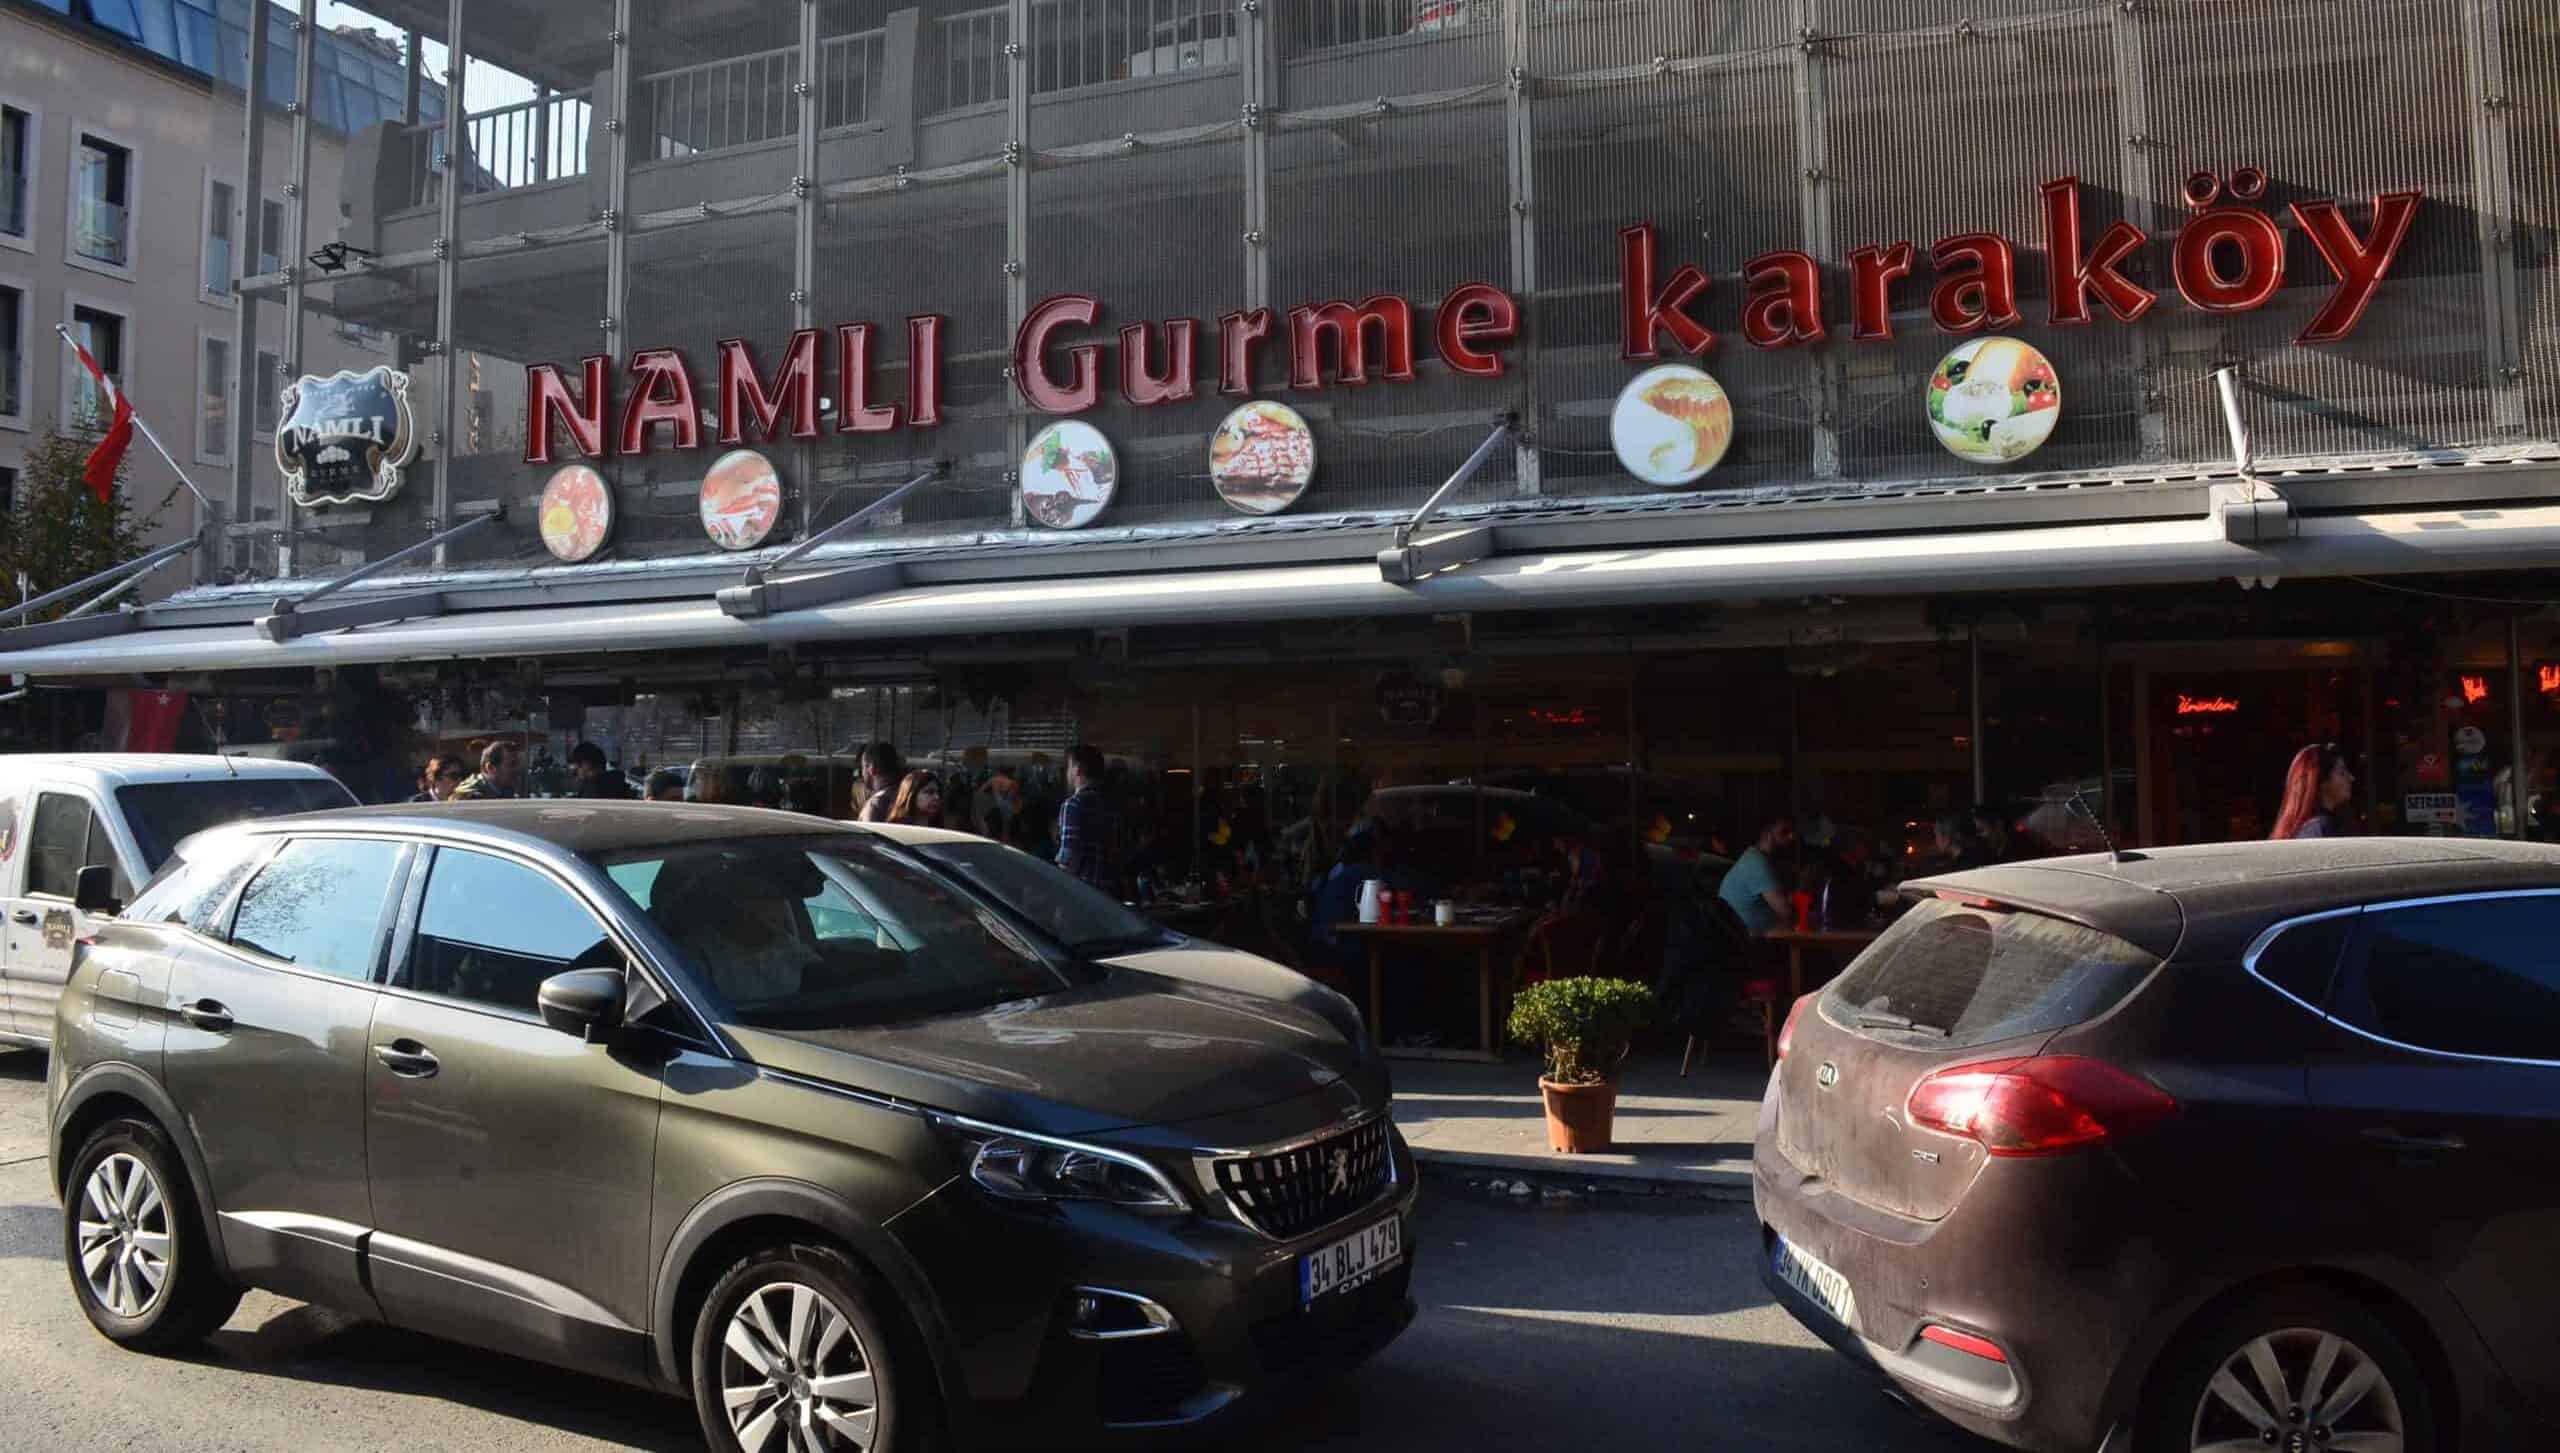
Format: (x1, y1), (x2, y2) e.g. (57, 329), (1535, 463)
(75, 864), (122, 918)
(538, 967), (627, 1043)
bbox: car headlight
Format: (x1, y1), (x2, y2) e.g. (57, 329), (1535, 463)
(941, 1117), (1190, 1215)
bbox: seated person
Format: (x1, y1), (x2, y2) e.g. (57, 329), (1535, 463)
(1717, 815), (1797, 935)
(652, 857), (825, 1006)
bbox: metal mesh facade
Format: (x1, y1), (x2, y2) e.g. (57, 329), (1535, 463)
(245, 0), (2554, 582)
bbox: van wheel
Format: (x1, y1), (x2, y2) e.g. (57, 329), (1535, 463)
(62, 1118), (241, 1351)
(2142, 1285), (2435, 1453)
(689, 1241), (927, 1453)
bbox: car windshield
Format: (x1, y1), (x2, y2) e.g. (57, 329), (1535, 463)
(115, 776), (358, 871)
(589, 835), (1083, 1029)
(914, 840), (1176, 957)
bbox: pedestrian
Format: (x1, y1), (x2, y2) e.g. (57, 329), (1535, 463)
(1056, 744), (1120, 892)
(451, 741), (523, 800)
(1933, 814), (1994, 871)
(746, 767), (786, 810)
(646, 768), (686, 802)
(410, 753), (463, 803)
(976, 770), (1025, 844)
(2270, 741), (2355, 840)
(568, 741), (635, 799)
(1715, 814), (1796, 935)
(855, 741), (904, 822)
(887, 769), (944, 827)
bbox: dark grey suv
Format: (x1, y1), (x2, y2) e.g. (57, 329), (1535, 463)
(47, 803), (1415, 1450)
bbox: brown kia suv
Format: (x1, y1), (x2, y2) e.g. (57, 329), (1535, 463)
(1756, 838), (2560, 1453)
(48, 803), (1414, 1451)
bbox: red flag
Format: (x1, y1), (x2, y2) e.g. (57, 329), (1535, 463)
(69, 335), (131, 503)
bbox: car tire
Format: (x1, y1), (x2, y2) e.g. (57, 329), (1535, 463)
(2141, 1284), (2437, 1453)
(62, 1118), (242, 1352)
(689, 1240), (931, 1453)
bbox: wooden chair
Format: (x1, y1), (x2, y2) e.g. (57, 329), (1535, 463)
(1679, 898), (1786, 1075)
(1515, 908), (1612, 988)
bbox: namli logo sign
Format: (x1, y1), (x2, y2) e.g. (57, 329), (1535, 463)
(277, 366), (419, 508)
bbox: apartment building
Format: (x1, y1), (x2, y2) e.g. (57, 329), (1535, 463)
(0, 0), (441, 584)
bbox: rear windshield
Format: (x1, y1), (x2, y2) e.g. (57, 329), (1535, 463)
(1821, 897), (2159, 1051)
(116, 777), (358, 871)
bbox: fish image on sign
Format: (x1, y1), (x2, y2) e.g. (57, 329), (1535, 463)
(1022, 420), (1117, 530)
(1927, 337), (2061, 465)
(539, 464), (615, 563)
(276, 365), (420, 507)
(1210, 401), (1318, 515)
(1611, 364), (1734, 487)
(701, 449), (784, 551)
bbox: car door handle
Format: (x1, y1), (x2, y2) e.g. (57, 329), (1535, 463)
(2362, 1128), (2465, 1154)
(10, 910), (36, 925)
(179, 1000), (234, 1033)
(372, 1040), (439, 1079)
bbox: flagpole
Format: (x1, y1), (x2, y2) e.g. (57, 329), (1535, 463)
(53, 323), (217, 517)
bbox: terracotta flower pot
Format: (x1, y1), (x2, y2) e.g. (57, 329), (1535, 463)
(1539, 1076), (1618, 1153)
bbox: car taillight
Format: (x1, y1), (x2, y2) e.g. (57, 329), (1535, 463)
(1775, 993), (1814, 1060)
(1905, 1055), (2175, 1157)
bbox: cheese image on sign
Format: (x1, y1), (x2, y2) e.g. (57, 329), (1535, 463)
(1022, 421), (1117, 530)
(276, 366), (419, 507)
(1927, 337), (2061, 465)
(1612, 364), (1734, 487)
(1210, 401), (1317, 515)
(701, 450), (783, 551)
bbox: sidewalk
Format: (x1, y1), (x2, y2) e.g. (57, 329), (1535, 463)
(1388, 1048), (1767, 1198)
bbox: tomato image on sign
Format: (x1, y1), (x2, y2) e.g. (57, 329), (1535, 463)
(276, 366), (420, 508)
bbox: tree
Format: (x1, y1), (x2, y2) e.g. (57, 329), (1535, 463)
(0, 422), (166, 621)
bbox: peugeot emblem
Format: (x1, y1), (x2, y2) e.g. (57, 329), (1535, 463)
(1815, 1062), (1840, 1090)
(1327, 1147), (1352, 1196)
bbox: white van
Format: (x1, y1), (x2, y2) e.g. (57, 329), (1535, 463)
(0, 754), (356, 1048)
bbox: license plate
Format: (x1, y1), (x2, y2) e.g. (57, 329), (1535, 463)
(1301, 1216), (1403, 1305)
(1771, 1234), (1858, 1332)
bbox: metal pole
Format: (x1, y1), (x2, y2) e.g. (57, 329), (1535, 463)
(1191, 700), (1203, 884)
(793, 0), (819, 545)
(282, 0), (318, 581)
(404, 28), (423, 125)
(433, 0), (466, 564)
(224, 0), (272, 584)
(1005, 0), (1030, 529)
(1970, 630), (1987, 806)
(755, 466), (944, 581)
(1503, 0), (1537, 497)
(2509, 615), (2531, 840)
(1396, 419), (1515, 549)
(0, 537), (200, 625)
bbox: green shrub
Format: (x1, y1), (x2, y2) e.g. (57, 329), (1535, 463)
(1507, 976), (1658, 1086)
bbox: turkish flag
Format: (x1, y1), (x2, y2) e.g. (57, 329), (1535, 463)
(105, 689), (190, 753)
(69, 335), (132, 503)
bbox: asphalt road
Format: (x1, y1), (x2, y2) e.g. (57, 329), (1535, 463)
(0, 1046), (1978, 1452)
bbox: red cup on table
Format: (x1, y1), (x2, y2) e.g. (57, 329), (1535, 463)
(1792, 892), (1815, 933)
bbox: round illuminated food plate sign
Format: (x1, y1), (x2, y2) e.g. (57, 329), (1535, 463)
(1927, 337), (2061, 465)
(1210, 401), (1318, 515)
(1022, 420), (1117, 530)
(538, 464), (614, 563)
(701, 449), (784, 551)
(1612, 364), (1735, 487)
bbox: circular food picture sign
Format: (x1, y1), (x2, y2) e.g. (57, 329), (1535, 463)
(1612, 364), (1735, 487)
(1209, 401), (1318, 516)
(537, 464), (614, 563)
(1927, 337), (2062, 465)
(1022, 420), (1117, 530)
(700, 449), (784, 551)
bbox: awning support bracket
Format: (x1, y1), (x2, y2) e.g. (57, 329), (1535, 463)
(2211, 366), (2292, 547)
(1379, 415), (1517, 585)
(0, 532), (206, 652)
(717, 464), (948, 619)
(255, 509), (502, 642)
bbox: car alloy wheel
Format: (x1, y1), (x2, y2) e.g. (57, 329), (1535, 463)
(76, 1152), (173, 1320)
(2187, 1327), (2405, 1453)
(719, 1281), (881, 1452)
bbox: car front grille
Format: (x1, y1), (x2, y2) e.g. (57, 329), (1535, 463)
(1210, 1114), (1394, 1240)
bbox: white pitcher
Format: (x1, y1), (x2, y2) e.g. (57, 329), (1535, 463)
(1357, 879), (1385, 924)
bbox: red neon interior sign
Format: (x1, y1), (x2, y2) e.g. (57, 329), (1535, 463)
(2461, 675), (2490, 705)
(2539, 665), (2560, 696)
(2176, 695), (2240, 716)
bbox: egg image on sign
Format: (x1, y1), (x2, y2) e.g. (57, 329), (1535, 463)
(1612, 364), (1734, 487)
(1927, 337), (2061, 465)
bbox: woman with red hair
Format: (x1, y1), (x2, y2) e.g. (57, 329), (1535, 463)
(2270, 742), (2355, 840)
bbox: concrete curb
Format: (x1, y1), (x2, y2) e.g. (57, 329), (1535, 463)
(1411, 1145), (1755, 1202)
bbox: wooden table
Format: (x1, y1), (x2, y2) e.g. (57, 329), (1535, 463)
(1336, 913), (1532, 1063)
(1760, 926), (1885, 1002)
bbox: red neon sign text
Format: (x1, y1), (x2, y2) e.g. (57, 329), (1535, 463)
(2461, 675), (2491, 706)
(2176, 695), (2241, 716)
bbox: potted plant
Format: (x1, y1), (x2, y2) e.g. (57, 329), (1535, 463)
(1506, 975), (1658, 1152)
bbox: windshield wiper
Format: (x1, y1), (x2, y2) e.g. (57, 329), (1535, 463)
(1854, 1009), (1951, 1037)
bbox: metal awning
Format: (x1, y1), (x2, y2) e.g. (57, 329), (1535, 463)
(6, 502), (2558, 680)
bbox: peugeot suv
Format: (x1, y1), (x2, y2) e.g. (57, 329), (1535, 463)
(1755, 838), (2560, 1453)
(49, 802), (1414, 1451)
